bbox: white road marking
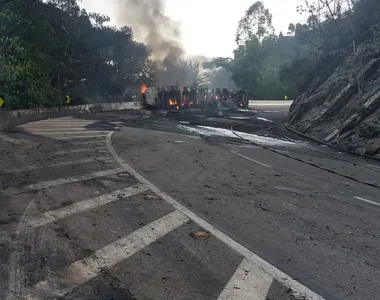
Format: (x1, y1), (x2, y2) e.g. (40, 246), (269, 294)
(106, 132), (325, 300)
(365, 163), (380, 171)
(26, 184), (149, 228)
(32, 130), (110, 135)
(3, 157), (113, 174)
(217, 258), (273, 300)
(52, 134), (109, 140)
(235, 144), (261, 149)
(257, 117), (273, 122)
(275, 186), (303, 194)
(25, 128), (95, 132)
(25, 210), (188, 300)
(20, 124), (92, 128)
(62, 140), (105, 146)
(126, 126), (202, 140)
(1, 168), (126, 196)
(230, 150), (272, 168)
(354, 196), (380, 207)
(52, 148), (106, 156)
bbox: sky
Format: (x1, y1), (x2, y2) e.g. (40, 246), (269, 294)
(80, 0), (306, 58)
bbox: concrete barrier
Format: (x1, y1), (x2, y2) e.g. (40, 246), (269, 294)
(249, 100), (293, 106)
(0, 101), (142, 131)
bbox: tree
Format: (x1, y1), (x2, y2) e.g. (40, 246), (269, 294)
(235, 1), (274, 45)
(0, 0), (152, 109)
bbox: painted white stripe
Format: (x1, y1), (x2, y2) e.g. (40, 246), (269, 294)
(3, 157), (113, 174)
(0, 134), (39, 146)
(25, 210), (188, 300)
(230, 150), (272, 168)
(26, 184), (149, 228)
(34, 131), (110, 135)
(235, 144), (261, 149)
(26, 122), (95, 126)
(52, 148), (106, 156)
(106, 132), (324, 300)
(52, 134), (109, 140)
(32, 118), (94, 122)
(1, 168), (126, 196)
(354, 196), (380, 207)
(25, 128), (92, 131)
(217, 258), (273, 300)
(21, 124), (92, 128)
(275, 186), (303, 194)
(124, 126), (202, 140)
(61, 140), (105, 145)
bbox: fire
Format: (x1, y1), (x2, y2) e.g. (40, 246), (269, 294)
(169, 99), (178, 106)
(141, 84), (147, 94)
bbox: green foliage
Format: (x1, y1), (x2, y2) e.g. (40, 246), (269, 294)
(0, 0), (152, 109)
(206, 0), (380, 100)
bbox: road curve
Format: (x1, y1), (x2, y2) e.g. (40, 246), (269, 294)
(0, 106), (379, 300)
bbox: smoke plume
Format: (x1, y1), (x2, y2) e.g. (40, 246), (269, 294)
(113, 0), (184, 84)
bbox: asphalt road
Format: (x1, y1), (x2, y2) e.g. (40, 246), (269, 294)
(0, 104), (379, 300)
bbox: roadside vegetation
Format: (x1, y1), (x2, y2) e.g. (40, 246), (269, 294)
(205, 0), (380, 100)
(0, 0), (154, 109)
(1, 0), (378, 109)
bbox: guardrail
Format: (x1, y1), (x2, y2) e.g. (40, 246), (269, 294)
(0, 101), (141, 131)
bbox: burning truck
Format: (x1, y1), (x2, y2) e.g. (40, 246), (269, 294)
(141, 84), (197, 110)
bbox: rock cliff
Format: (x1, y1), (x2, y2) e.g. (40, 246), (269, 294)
(287, 35), (380, 158)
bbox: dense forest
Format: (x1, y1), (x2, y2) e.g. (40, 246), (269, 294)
(0, 0), (154, 109)
(205, 0), (380, 100)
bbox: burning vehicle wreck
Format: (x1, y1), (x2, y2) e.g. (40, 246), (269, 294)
(141, 84), (249, 110)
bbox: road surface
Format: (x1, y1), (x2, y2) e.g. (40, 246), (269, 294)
(0, 104), (379, 300)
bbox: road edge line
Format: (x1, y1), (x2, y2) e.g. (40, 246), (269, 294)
(106, 131), (326, 300)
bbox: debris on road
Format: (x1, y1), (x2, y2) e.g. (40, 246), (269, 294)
(189, 231), (211, 240)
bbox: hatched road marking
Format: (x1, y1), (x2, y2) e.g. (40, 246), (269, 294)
(217, 258), (273, 300)
(1, 168), (126, 196)
(25, 184), (149, 228)
(25, 210), (189, 300)
(3, 157), (113, 173)
(106, 131), (325, 300)
(5, 117), (325, 300)
(20, 117), (112, 140)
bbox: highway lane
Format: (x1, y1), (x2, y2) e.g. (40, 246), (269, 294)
(110, 106), (380, 300)
(0, 105), (379, 299)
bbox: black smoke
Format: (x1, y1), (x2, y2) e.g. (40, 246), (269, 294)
(113, 0), (185, 84)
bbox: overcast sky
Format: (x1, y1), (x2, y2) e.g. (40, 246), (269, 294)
(80, 0), (306, 58)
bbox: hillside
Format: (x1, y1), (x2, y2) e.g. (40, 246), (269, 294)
(287, 31), (380, 158)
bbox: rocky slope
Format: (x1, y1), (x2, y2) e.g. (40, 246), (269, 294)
(287, 35), (380, 158)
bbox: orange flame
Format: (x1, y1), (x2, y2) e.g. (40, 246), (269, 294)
(169, 99), (178, 106)
(141, 84), (147, 94)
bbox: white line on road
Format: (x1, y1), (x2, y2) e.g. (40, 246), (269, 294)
(106, 132), (325, 300)
(217, 258), (273, 300)
(60, 140), (105, 146)
(3, 157), (113, 174)
(33, 131), (110, 135)
(230, 150), (272, 168)
(20, 124), (93, 128)
(275, 186), (303, 194)
(52, 134), (109, 140)
(354, 196), (380, 207)
(234, 145), (261, 149)
(26, 184), (149, 228)
(52, 148), (106, 156)
(25, 210), (188, 300)
(1, 168), (126, 196)
(24, 128), (95, 131)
